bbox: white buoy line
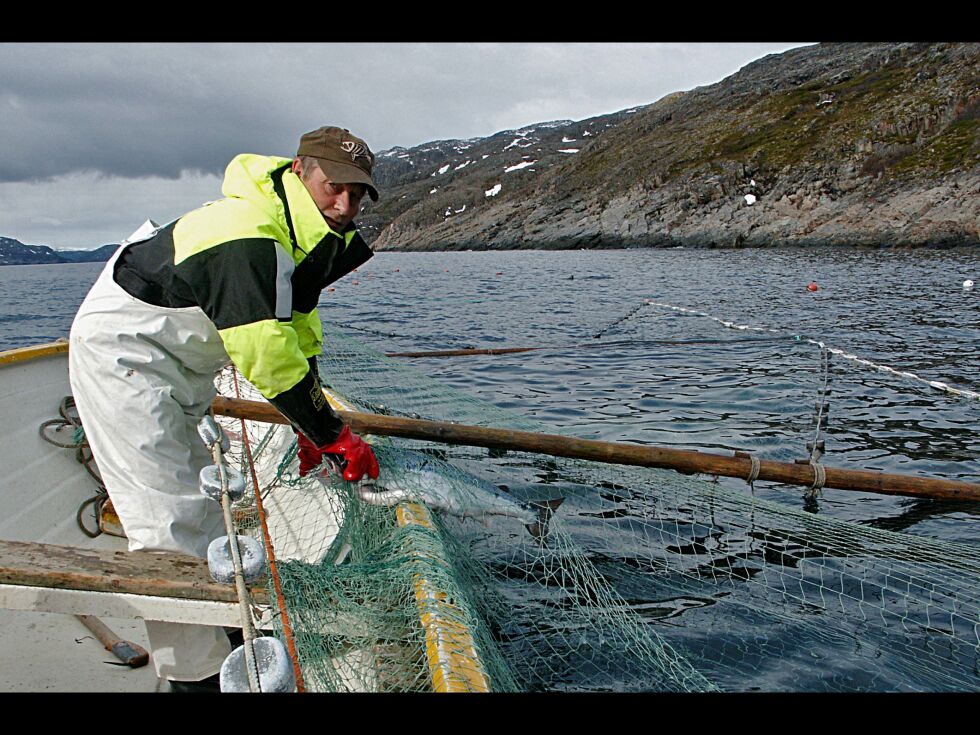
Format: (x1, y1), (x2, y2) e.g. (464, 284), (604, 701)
(642, 300), (980, 402)
(197, 415), (296, 693)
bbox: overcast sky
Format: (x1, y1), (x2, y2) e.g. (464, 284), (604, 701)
(0, 42), (810, 249)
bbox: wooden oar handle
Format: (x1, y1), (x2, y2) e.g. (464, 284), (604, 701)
(210, 396), (980, 503)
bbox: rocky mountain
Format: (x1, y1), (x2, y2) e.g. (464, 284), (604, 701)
(361, 42), (979, 250)
(353, 109), (644, 244)
(0, 237), (65, 265)
(56, 244), (118, 262)
(0, 237), (116, 266)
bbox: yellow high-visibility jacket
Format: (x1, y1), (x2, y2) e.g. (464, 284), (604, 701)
(113, 154), (374, 445)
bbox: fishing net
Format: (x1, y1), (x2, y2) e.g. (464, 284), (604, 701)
(213, 324), (980, 693)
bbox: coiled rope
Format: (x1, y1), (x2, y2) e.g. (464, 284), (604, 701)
(38, 396), (113, 538)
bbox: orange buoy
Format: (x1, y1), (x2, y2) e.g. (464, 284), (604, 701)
(395, 268), (400, 272)
(351, 280), (360, 285)
(495, 272), (503, 276)
(327, 287), (335, 292)
(807, 282), (819, 292)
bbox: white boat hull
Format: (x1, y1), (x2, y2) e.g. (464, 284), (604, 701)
(0, 348), (162, 691)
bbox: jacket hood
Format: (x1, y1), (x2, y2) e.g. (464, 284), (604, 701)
(221, 154), (294, 219)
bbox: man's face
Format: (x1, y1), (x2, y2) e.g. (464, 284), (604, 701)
(293, 159), (367, 232)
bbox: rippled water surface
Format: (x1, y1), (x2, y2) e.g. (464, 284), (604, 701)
(2, 248), (977, 538)
(1, 247), (978, 691)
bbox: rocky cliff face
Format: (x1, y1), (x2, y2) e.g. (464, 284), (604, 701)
(363, 42), (979, 251)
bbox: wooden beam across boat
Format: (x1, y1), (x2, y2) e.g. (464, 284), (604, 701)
(0, 538), (274, 628)
(212, 395), (980, 503)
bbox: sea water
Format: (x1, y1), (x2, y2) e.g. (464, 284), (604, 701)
(1, 247), (977, 536)
(1, 246), (978, 690)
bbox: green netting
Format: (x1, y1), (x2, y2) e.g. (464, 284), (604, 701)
(213, 329), (980, 692)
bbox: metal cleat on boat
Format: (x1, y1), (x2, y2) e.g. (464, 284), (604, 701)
(199, 463), (246, 502)
(220, 637), (295, 693)
(207, 535), (267, 584)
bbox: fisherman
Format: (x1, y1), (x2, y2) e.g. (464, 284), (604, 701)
(68, 126), (381, 692)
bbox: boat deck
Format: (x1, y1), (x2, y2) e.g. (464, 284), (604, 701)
(0, 348), (270, 692)
(0, 538), (167, 692)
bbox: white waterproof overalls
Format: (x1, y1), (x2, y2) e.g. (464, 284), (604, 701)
(69, 236), (232, 682)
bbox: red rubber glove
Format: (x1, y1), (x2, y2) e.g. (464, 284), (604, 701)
(296, 426), (380, 482)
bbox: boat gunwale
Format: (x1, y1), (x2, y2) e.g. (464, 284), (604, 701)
(0, 339), (69, 366)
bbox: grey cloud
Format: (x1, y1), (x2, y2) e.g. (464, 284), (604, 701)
(1, 44), (293, 181)
(1, 43), (807, 183)
(0, 42), (810, 247)
(0, 171), (224, 248)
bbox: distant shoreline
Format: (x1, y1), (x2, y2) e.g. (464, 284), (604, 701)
(0, 259), (112, 267)
(3, 239), (978, 266)
(372, 240), (980, 253)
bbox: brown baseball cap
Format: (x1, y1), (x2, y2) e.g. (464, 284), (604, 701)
(297, 126), (379, 201)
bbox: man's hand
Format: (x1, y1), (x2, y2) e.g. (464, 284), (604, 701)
(296, 426), (380, 482)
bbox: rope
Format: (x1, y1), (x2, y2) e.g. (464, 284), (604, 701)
(384, 335), (796, 360)
(644, 300), (786, 336)
(349, 298), (794, 363)
(809, 348), (831, 455)
(644, 300), (980, 402)
(231, 369), (307, 693)
(734, 451), (761, 494)
(746, 455), (761, 486)
(797, 347), (833, 503)
(75, 495), (103, 538)
(809, 340), (980, 401)
(204, 422), (263, 692)
(38, 396), (110, 538)
(805, 460), (827, 499)
(591, 301), (648, 340)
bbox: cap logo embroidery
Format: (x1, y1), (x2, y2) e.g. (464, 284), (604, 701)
(340, 140), (373, 166)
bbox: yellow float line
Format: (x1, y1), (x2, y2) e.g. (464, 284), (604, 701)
(321, 385), (490, 693)
(395, 502), (491, 693)
(0, 339), (69, 366)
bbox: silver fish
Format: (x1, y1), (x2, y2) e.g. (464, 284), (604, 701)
(356, 452), (564, 541)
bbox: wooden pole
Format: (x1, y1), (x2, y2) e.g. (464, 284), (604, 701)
(211, 396), (980, 503)
(385, 346), (542, 358)
(382, 337), (785, 359)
